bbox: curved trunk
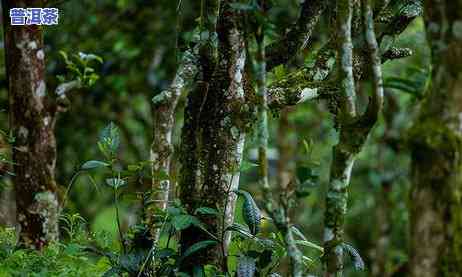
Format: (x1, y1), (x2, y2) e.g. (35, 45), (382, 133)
(149, 50), (197, 242)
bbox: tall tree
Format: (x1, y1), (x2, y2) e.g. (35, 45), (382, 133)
(408, 0), (462, 276)
(178, 0), (247, 271)
(2, 0), (60, 249)
(149, 50), (197, 242)
(323, 0), (383, 275)
(176, 0), (325, 272)
(174, 0), (418, 273)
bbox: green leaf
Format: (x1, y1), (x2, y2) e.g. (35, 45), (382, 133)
(236, 190), (261, 235)
(274, 65), (286, 80)
(127, 164), (140, 172)
(343, 243), (365, 271)
(237, 256), (256, 277)
(290, 225), (308, 241)
(81, 160), (109, 170)
(152, 169), (169, 181)
(204, 265), (218, 276)
(193, 265), (205, 277)
(229, 3), (257, 11)
(166, 206), (183, 216)
(226, 223), (254, 240)
(59, 50), (70, 64)
(302, 255), (313, 264)
(294, 240), (323, 252)
(240, 160), (258, 172)
(105, 178), (126, 189)
(119, 251), (145, 273)
(99, 122), (120, 154)
(385, 77), (420, 88)
(155, 248), (176, 259)
(195, 207), (219, 216)
(63, 243), (82, 255)
(87, 73), (100, 86)
(172, 214), (197, 231)
(180, 240), (218, 261)
(78, 52), (104, 64)
(384, 82), (420, 96)
(102, 267), (121, 277)
(302, 139), (313, 155)
(296, 166), (318, 183)
(56, 75), (66, 83)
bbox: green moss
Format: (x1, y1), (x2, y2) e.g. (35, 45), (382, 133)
(408, 119), (462, 154)
(409, 117), (462, 276)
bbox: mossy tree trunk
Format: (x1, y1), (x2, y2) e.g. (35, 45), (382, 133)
(149, 50), (197, 242)
(323, 0), (383, 275)
(176, 0), (326, 272)
(174, 0), (417, 274)
(178, 0), (249, 271)
(2, 0), (60, 249)
(408, 1), (462, 276)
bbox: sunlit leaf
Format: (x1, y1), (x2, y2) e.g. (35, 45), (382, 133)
(172, 214), (197, 231)
(81, 160), (109, 170)
(236, 190), (261, 235)
(195, 207), (219, 216)
(180, 240), (218, 262)
(105, 178), (126, 189)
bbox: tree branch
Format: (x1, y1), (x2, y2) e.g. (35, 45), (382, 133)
(336, 0), (356, 119)
(324, 0), (355, 274)
(266, 0), (421, 111)
(362, 0), (384, 124)
(55, 80), (82, 98)
(198, 0), (220, 77)
(265, 0), (326, 71)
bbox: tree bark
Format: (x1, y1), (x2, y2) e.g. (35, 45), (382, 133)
(371, 93), (399, 277)
(2, 0), (60, 249)
(149, 50), (197, 242)
(408, 1), (462, 276)
(266, 0), (421, 112)
(178, 0), (249, 271)
(323, 0), (383, 275)
(265, 0), (325, 70)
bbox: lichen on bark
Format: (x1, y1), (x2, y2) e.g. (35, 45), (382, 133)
(323, 0), (384, 275)
(266, 0), (421, 116)
(149, 49), (198, 242)
(2, 0), (60, 249)
(177, 1), (249, 271)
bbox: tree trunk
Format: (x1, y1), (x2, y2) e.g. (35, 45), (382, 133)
(371, 180), (392, 277)
(324, 0), (383, 275)
(408, 1), (462, 276)
(2, 0), (60, 249)
(178, 1), (249, 271)
(149, 50), (197, 242)
(371, 93), (399, 277)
